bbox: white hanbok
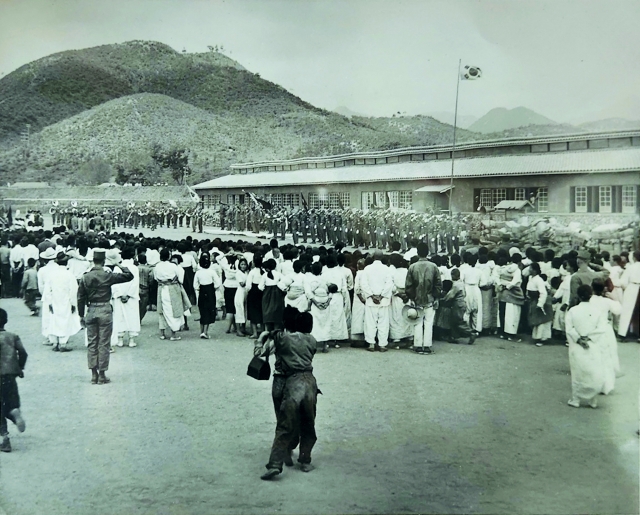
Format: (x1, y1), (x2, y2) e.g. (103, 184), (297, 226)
(43, 265), (81, 342)
(154, 261), (187, 332)
(389, 267), (413, 340)
(304, 273), (332, 343)
(351, 272), (365, 336)
(321, 267), (349, 341)
(111, 260), (140, 344)
(618, 261), (640, 338)
(566, 302), (615, 402)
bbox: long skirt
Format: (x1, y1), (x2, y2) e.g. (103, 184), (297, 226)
(246, 283), (263, 324)
(326, 293), (348, 341)
(224, 287), (237, 315)
(618, 283), (640, 337)
(480, 288), (496, 330)
(262, 285), (284, 325)
(351, 294), (365, 336)
(499, 302), (521, 335)
(182, 266), (196, 305)
(568, 339), (612, 401)
(389, 296), (413, 340)
(234, 286), (247, 324)
(310, 303), (332, 343)
(198, 283), (217, 325)
(158, 285), (186, 332)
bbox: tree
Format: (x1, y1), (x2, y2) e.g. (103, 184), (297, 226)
(78, 158), (113, 185)
(151, 146), (191, 185)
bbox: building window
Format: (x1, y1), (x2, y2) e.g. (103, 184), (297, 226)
(599, 186), (612, 213)
(374, 191), (388, 208)
(536, 187), (548, 212)
(480, 189), (492, 208)
(622, 185), (636, 213)
(309, 193), (329, 209)
(387, 191), (399, 208)
(362, 192), (373, 210)
(339, 192), (350, 209)
(399, 191), (413, 209)
(492, 188), (507, 207)
(227, 194), (235, 205)
(575, 186), (587, 213)
(515, 188), (526, 201)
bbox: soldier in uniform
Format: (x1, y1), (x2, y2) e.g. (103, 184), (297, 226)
(290, 209), (300, 244)
(77, 249), (134, 385)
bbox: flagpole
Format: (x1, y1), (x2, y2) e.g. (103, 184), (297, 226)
(448, 59), (462, 218)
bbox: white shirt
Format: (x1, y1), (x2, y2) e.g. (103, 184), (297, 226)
(359, 260), (395, 307)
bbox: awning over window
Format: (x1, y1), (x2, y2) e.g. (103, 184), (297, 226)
(494, 200), (533, 210)
(414, 184), (454, 193)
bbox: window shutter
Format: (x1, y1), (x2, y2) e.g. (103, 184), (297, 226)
(613, 186), (622, 213)
(506, 188), (515, 201)
(570, 186), (575, 212)
(587, 187), (593, 212)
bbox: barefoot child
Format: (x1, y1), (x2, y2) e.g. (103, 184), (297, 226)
(0, 308), (28, 452)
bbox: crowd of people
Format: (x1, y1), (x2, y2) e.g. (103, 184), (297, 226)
(0, 220), (639, 454)
(219, 203), (470, 250)
(48, 203), (205, 233)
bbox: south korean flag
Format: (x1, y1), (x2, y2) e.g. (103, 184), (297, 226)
(461, 65), (482, 80)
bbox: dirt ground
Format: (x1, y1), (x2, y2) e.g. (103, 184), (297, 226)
(1, 221), (638, 514)
(0, 292), (638, 515)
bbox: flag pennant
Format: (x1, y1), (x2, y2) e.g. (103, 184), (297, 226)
(461, 65), (482, 80)
(300, 192), (309, 211)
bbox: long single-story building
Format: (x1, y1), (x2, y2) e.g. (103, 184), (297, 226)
(194, 130), (640, 217)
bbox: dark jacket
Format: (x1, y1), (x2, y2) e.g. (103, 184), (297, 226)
(0, 330), (28, 376)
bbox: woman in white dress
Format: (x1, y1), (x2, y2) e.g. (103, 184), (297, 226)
(388, 254), (413, 344)
(350, 259), (367, 343)
(590, 278), (622, 381)
(304, 262), (332, 352)
(321, 255), (348, 347)
(154, 249), (191, 341)
(234, 258), (249, 337)
(566, 284), (615, 408)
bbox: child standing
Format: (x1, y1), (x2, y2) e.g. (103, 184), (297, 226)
(0, 308), (28, 452)
(442, 268), (477, 345)
(21, 258), (39, 316)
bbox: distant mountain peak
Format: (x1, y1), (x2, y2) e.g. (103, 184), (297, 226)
(469, 107), (556, 134)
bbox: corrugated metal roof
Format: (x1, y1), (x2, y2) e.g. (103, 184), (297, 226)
(194, 147), (640, 190)
(494, 200), (533, 210)
(230, 130), (640, 169)
(414, 184), (454, 193)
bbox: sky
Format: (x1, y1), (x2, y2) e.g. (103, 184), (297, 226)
(1, 0), (639, 124)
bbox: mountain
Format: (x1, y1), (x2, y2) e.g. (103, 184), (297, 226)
(427, 111), (479, 129)
(578, 118), (640, 132)
(468, 107), (557, 134)
(334, 105), (367, 118)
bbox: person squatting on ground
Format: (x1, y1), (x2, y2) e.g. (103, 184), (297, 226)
(256, 307), (320, 480)
(0, 308), (28, 452)
(77, 249), (134, 384)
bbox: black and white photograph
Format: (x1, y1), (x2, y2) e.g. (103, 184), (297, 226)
(0, 1), (639, 514)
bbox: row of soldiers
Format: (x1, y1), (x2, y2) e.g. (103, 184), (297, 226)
(219, 203), (469, 253)
(49, 204), (205, 233)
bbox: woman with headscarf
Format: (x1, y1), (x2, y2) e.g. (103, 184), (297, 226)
(565, 284), (614, 408)
(388, 253), (413, 344)
(154, 248), (191, 341)
(193, 253), (221, 339)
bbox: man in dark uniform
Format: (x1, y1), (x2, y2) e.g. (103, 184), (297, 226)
(77, 249), (134, 385)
